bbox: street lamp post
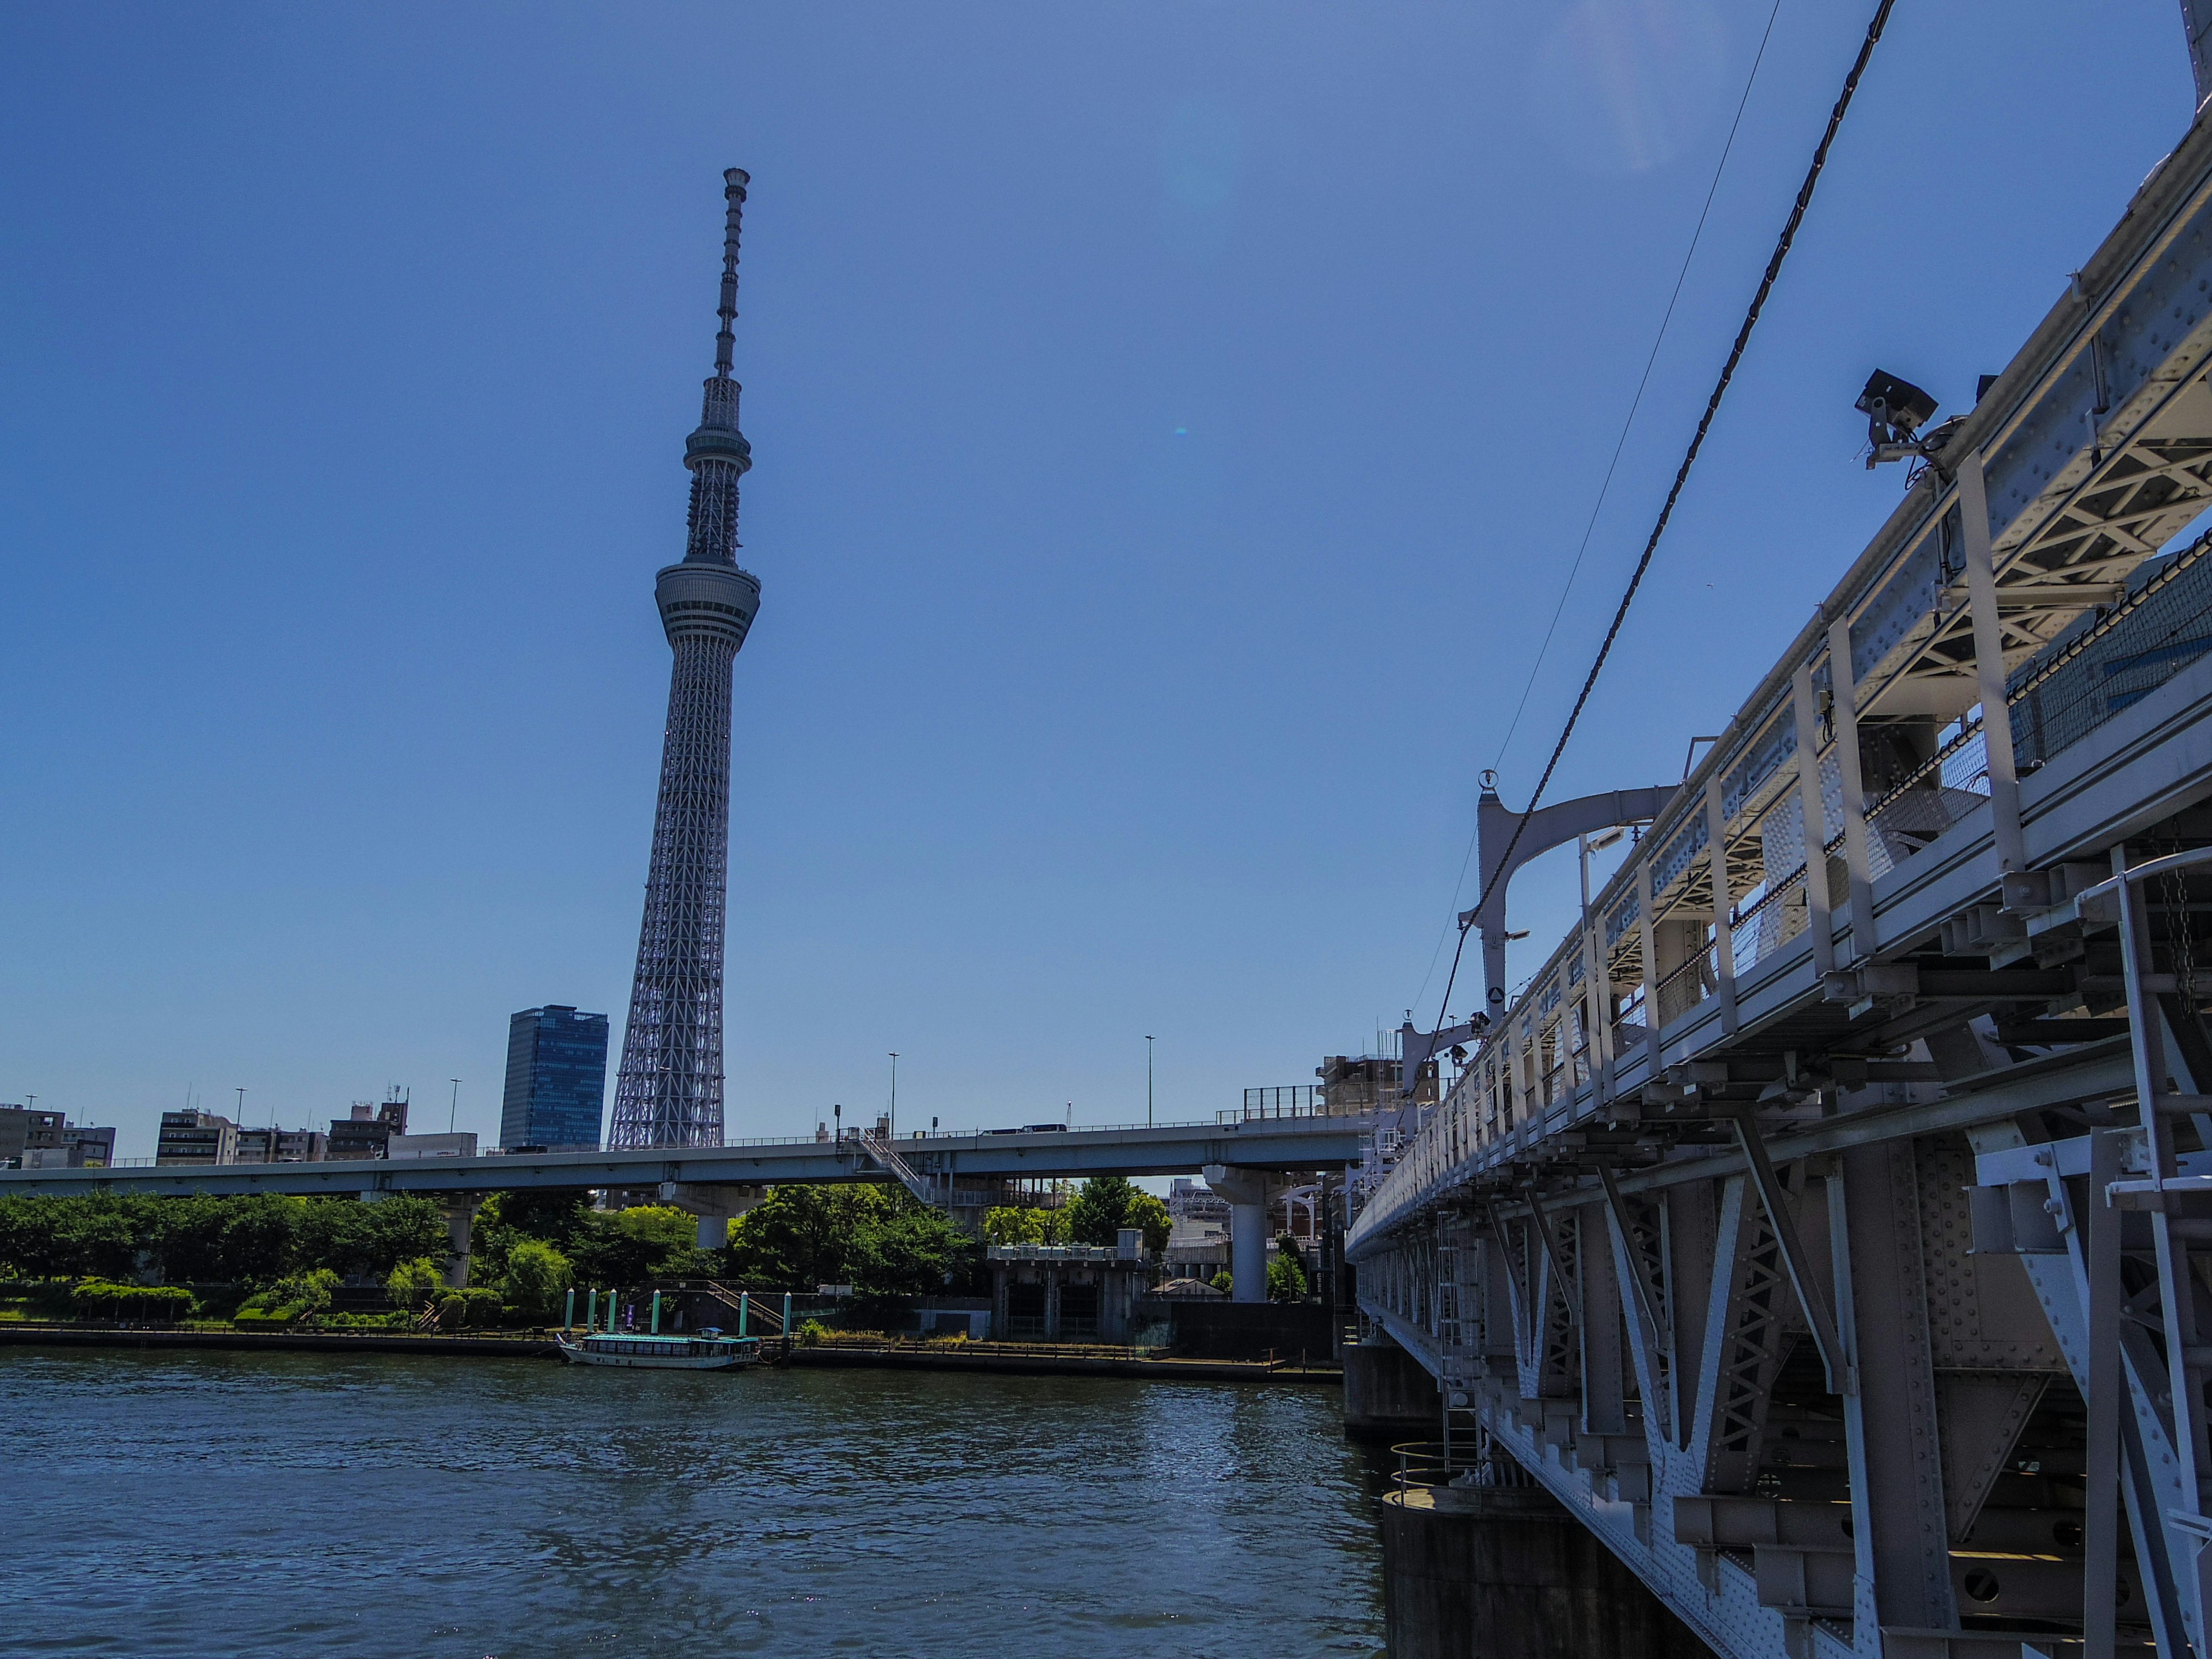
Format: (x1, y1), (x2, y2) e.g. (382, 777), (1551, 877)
(888, 1052), (898, 1139)
(1146, 1036), (1154, 1127)
(449, 1079), (461, 1135)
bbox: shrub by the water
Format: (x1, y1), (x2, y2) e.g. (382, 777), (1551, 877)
(69, 1281), (192, 1321)
(433, 1287), (505, 1331)
(234, 1268), (340, 1327)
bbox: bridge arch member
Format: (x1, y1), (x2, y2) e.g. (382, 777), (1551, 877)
(1459, 780), (1678, 1014)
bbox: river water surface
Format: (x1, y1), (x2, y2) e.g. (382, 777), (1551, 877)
(4, 1347), (1385, 1657)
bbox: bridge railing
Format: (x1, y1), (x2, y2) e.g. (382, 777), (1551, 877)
(1350, 127), (2212, 1249)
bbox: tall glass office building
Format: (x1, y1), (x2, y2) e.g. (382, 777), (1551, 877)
(500, 1006), (610, 1151)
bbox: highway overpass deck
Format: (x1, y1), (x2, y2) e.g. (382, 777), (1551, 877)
(0, 1115), (1374, 1200)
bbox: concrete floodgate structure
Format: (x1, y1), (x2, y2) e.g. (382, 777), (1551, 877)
(989, 1238), (1151, 1343)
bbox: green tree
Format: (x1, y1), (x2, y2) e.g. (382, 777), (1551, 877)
(214, 1194), (302, 1285)
(470, 1190), (594, 1284)
(387, 1256), (444, 1311)
(567, 1205), (711, 1285)
(983, 1206), (1046, 1245)
(274, 1267), (340, 1321)
(1125, 1192), (1171, 1255)
(850, 1205), (977, 1301)
(503, 1238), (574, 1322)
(1267, 1245), (1308, 1304)
(151, 1193), (241, 1282)
(1062, 1176), (1169, 1252)
(354, 1198), (452, 1279)
(50, 1193), (141, 1279)
(727, 1185), (891, 1290)
(1064, 1175), (1138, 1245)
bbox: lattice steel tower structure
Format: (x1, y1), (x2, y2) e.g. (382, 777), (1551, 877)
(608, 168), (761, 1149)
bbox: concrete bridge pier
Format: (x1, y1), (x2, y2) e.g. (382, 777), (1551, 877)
(657, 1181), (767, 1249)
(1342, 1334), (1439, 1440)
(1382, 1480), (1707, 1659)
(1202, 1164), (1270, 1302)
(441, 1195), (483, 1289)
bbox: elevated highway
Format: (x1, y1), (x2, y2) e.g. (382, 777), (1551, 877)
(0, 1115), (1370, 1200)
(5, 1115), (1370, 1296)
(1344, 79), (2212, 1659)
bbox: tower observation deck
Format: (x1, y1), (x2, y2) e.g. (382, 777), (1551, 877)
(608, 168), (762, 1149)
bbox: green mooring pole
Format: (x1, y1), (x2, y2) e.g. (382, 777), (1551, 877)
(651, 1290), (661, 1334)
(564, 1287), (575, 1330)
(586, 1289), (597, 1330)
(783, 1291), (792, 1335)
(738, 1292), (749, 1337)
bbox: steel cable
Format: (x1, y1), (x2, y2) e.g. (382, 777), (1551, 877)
(1425, 0), (1899, 1047)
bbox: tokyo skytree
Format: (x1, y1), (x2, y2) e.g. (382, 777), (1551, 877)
(608, 168), (761, 1149)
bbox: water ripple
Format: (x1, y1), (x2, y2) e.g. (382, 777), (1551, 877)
(1, 1349), (1386, 1658)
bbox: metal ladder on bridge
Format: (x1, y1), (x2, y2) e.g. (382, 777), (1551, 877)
(1435, 1218), (1486, 1475)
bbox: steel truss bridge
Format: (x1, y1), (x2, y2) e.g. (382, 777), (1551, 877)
(1345, 96), (2212, 1659)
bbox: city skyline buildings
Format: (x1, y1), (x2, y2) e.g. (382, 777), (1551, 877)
(607, 169), (761, 1150)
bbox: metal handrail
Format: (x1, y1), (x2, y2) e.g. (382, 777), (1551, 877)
(2071, 843), (2212, 904)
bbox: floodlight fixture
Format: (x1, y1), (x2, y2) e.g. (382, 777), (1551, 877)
(1857, 369), (1946, 469)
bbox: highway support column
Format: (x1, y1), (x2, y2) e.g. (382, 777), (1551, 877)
(1381, 1479), (1706, 1659)
(1203, 1164), (1269, 1303)
(441, 1196), (483, 1289)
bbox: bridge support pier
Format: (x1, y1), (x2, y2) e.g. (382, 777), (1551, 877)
(441, 1196), (482, 1289)
(1343, 1336), (1438, 1440)
(1381, 1480), (1706, 1659)
(1203, 1164), (1270, 1302)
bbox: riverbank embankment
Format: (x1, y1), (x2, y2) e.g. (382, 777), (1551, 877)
(0, 1323), (558, 1358)
(0, 1323), (1342, 1383)
(790, 1340), (1340, 1385)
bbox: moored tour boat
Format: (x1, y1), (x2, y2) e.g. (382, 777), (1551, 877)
(555, 1330), (762, 1370)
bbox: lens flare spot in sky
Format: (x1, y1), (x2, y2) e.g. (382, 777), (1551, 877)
(1527, 0), (1729, 176)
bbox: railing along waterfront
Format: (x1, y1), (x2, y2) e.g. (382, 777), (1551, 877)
(1348, 115), (2212, 1252)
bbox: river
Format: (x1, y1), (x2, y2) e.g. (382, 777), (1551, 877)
(3, 1347), (1387, 1657)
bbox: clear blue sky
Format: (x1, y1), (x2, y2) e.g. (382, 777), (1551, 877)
(0, 2), (2195, 1154)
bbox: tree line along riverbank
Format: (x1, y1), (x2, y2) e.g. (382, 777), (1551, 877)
(0, 1176), (1190, 1333)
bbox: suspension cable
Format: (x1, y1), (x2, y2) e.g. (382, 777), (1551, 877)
(1411, 0), (1787, 1016)
(1426, 0), (1900, 1046)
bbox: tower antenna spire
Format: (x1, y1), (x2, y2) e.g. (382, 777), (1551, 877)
(714, 167), (748, 378)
